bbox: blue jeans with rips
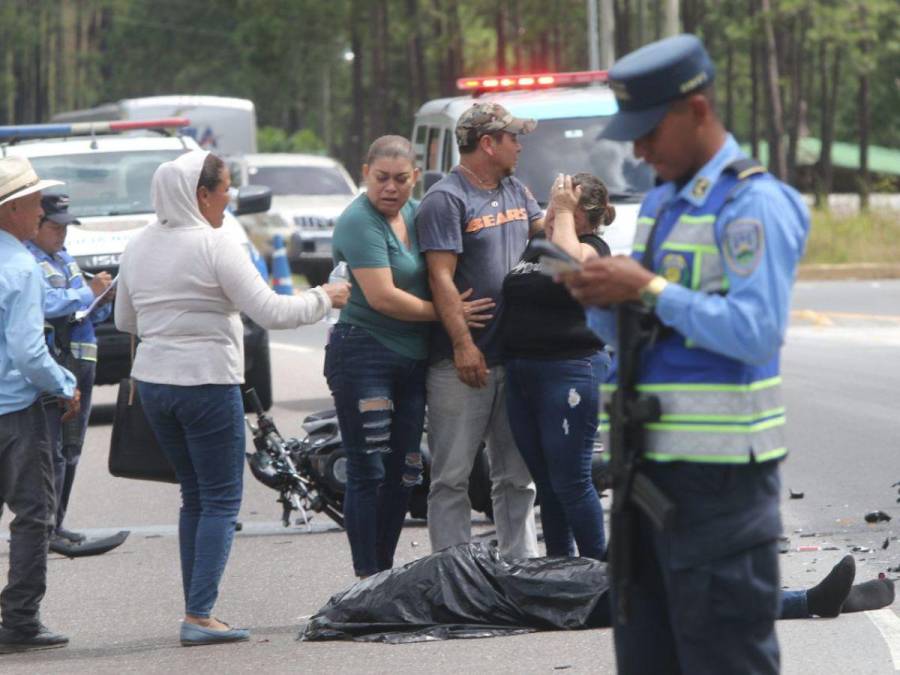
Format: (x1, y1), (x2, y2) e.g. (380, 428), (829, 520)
(324, 323), (426, 577)
(505, 351), (609, 560)
(136, 381), (245, 618)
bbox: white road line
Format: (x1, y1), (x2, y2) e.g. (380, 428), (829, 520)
(271, 342), (314, 354)
(867, 608), (900, 671)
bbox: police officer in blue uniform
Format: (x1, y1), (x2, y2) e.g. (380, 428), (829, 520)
(563, 35), (810, 674)
(26, 194), (114, 546)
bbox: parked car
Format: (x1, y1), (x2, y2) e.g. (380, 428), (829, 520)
(231, 153), (357, 286)
(0, 119), (276, 410)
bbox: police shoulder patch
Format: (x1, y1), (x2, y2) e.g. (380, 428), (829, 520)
(722, 218), (765, 276)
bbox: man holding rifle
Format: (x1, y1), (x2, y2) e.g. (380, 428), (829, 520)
(564, 35), (810, 674)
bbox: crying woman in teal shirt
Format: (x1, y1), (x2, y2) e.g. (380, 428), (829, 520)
(325, 135), (493, 578)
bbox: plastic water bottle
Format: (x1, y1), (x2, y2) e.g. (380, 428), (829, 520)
(326, 261), (349, 325)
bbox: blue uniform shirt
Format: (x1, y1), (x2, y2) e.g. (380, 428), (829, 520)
(0, 230), (76, 414)
(25, 241), (111, 346)
(587, 134), (810, 365)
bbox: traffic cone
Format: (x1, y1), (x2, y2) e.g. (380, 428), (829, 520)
(270, 234), (294, 295)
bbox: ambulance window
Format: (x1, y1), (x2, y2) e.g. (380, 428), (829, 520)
(414, 126), (427, 144)
(441, 130), (454, 173)
(413, 126), (427, 165)
(426, 127), (441, 171)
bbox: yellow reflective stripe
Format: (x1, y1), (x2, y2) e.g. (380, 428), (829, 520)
(634, 377), (782, 393)
(646, 447), (787, 463)
(658, 242), (719, 255)
(659, 407), (785, 424)
(646, 416), (785, 434)
(637, 216), (655, 225)
(633, 244), (646, 252)
(677, 215), (716, 224)
(691, 252), (703, 290)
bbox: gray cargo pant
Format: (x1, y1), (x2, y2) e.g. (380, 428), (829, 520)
(0, 401), (55, 632)
(426, 361), (538, 559)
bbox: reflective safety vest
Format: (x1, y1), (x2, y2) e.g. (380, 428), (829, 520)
(37, 253), (100, 363)
(602, 159), (786, 464)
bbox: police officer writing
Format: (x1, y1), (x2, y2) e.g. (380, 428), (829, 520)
(26, 194), (113, 549)
(563, 36), (810, 674)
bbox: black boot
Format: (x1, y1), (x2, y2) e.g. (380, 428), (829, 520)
(0, 624), (69, 654)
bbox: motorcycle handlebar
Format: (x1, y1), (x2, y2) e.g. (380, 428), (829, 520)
(244, 387), (265, 417)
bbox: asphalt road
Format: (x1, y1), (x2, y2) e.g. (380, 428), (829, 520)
(2, 280), (899, 673)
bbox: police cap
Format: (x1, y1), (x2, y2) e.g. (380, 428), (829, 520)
(41, 193), (80, 226)
(601, 34), (715, 142)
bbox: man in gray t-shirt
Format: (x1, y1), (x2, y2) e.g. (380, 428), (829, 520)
(416, 102), (543, 559)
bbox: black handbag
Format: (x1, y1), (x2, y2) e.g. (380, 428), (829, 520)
(108, 337), (177, 483)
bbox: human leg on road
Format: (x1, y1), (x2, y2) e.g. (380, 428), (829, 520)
(484, 365), (537, 560)
(325, 324), (426, 577)
(426, 361), (498, 553)
(138, 381), (246, 641)
(54, 358), (95, 538)
(0, 402), (67, 652)
(506, 355), (606, 559)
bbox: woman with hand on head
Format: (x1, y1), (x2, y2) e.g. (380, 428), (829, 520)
(500, 172), (616, 560)
(115, 150), (349, 647)
(325, 135), (494, 578)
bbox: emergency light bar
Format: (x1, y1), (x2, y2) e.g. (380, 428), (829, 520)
(0, 118), (190, 142)
(457, 70), (608, 92)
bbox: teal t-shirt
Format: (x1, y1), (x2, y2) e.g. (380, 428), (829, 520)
(332, 194), (430, 360)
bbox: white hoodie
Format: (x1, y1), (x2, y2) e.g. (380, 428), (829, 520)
(115, 150), (330, 385)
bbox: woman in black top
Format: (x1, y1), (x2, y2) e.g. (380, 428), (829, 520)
(501, 173), (615, 559)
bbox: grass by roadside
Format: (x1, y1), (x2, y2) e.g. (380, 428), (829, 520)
(804, 208), (900, 265)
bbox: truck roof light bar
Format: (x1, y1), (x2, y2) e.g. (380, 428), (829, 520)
(0, 118), (190, 142)
(457, 70), (608, 92)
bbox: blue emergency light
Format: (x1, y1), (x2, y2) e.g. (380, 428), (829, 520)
(0, 118), (190, 142)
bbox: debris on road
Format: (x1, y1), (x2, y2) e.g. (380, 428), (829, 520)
(789, 489), (804, 499)
(865, 510), (892, 523)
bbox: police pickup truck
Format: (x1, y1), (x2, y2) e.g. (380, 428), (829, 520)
(412, 69), (655, 254)
(0, 119), (276, 409)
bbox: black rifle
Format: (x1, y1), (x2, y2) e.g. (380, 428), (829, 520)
(607, 302), (677, 624)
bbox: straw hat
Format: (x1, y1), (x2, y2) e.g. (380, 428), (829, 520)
(0, 156), (63, 207)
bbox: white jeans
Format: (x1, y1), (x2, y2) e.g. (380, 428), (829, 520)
(425, 361), (538, 559)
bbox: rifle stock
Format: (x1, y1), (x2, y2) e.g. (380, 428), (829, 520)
(608, 302), (676, 624)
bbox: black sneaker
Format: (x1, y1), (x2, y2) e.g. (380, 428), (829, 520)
(56, 528), (86, 544)
(0, 624), (69, 654)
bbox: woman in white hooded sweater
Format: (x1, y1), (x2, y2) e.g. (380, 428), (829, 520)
(115, 150), (349, 646)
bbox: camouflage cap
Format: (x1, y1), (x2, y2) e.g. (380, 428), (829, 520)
(455, 102), (537, 147)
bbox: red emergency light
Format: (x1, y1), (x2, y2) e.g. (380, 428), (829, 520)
(457, 70), (608, 92)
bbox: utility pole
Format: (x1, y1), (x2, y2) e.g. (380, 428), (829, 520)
(664, 0), (680, 36)
(587, 0), (600, 70)
(600, 0), (615, 68)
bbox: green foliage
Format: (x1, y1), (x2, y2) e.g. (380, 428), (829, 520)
(804, 208), (900, 264)
(257, 126), (327, 154)
(0, 0), (896, 191)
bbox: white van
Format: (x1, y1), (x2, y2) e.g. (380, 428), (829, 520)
(52, 95), (257, 157)
(412, 71), (655, 254)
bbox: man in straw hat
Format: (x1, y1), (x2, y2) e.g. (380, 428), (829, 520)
(0, 155), (80, 653)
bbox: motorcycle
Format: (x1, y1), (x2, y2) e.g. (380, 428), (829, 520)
(244, 388), (610, 529)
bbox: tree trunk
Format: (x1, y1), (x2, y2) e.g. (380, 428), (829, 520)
(786, 11), (807, 184)
(663, 0), (680, 36)
(815, 41), (842, 209)
(612, 0), (629, 59)
(345, 0), (365, 179)
(857, 5), (870, 212)
(749, 1), (760, 160)
(444, 0), (462, 94)
(406, 0), (427, 116)
(512, 0), (524, 74)
(759, 0), (786, 179)
(495, 6), (507, 74)
(370, 0), (388, 137)
(725, 42), (734, 132)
